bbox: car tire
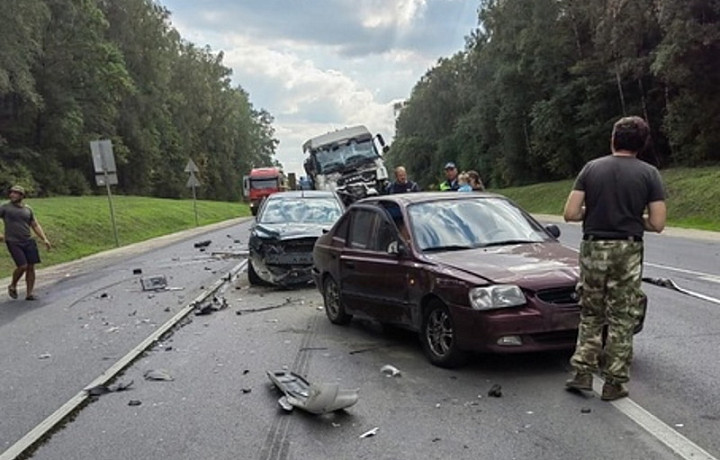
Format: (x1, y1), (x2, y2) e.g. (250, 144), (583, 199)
(323, 276), (352, 325)
(421, 301), (468, 368)
(247, 260), (268, 286)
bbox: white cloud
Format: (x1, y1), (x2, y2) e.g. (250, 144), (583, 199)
(162, 0), (477, 176)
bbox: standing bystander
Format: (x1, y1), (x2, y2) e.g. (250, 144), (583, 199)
(386, 166), (421, 194)
(0, 185), (52, 301)
(467, 170), (485, 191)
(562, 116), (666, 401)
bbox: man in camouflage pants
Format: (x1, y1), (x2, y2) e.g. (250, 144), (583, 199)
(562, 116), (666, 401)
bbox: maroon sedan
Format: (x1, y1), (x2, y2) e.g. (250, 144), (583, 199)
(312, 192), (645, 368)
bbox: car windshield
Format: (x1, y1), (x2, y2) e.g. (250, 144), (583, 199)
(314, 139), (378, 174)
(259, 196), (343, 224)
(407, 197), (551, 252)
(250, 178), (278, 189)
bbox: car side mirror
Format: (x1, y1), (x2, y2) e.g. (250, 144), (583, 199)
(545, 224), (561, 239)
(387, 240), (407, 256)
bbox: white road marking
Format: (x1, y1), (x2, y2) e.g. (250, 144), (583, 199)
(645, 262), (720, 280)
(592, 377), (718, 460)
(0, 260), (248, 460)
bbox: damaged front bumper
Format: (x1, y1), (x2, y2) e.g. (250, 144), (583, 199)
(249, 236), (317, 287)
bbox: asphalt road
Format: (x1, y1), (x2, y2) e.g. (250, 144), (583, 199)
(1, 217), (719, 460)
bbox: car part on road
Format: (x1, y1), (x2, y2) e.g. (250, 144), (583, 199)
(194, 296), (229, 315)
(359, 427), (379, 439)
(421, 301), (468, 368)
(86, 380), (134, 397)
(643, 277), (720, 305)
(323, 277), (351, 325)
(140, 275), (168, 291)
(487, 384), (503, 397)
(266, 370), (359, 415)
(380, 364), (402, 377)
(143, 369), (174, 381)
(193, 240), (211, 248)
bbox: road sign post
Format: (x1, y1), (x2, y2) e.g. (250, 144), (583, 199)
(90, 140), (120, 247)
(184, 159), (201, 226)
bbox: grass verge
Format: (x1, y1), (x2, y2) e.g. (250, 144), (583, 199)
(1, 196), (248, 276)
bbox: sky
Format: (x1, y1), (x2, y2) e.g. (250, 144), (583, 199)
(160, 0), (480, 177)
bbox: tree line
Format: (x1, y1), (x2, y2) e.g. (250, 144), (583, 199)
(387, 0), (720, 189)
(0, 0), (277, 201)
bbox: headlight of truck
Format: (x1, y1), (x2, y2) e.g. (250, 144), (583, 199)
(376, 165), (388, 181)
(469, 285), (526, 310)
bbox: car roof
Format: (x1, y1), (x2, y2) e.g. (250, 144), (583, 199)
(267, 190), (339, 199)
(356, 191), (508, 206)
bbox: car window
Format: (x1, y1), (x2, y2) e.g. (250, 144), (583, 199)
(407, 197), (550, 251)
(333, 214), (350, 242)
(348, 209), (378, 250)
(259, 196), (342, 224)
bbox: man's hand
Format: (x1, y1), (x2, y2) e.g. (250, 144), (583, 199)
(43, 239), (52, 251)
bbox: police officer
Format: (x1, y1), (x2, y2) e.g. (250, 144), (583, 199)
(563, 116), (666, 401)
(439, 162), (459, 191)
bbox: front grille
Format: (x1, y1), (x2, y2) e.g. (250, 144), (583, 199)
(536, 286), (579, 306)
(280, 238), (316, 253)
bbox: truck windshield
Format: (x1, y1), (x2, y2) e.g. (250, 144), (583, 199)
(314, 140), (377, 174)
(251, 178), (278, 189)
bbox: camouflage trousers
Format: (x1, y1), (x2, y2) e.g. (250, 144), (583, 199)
(570, 240), (644, 384)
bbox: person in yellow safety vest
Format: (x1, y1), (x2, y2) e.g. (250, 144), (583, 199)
(439, 162), (459, 191)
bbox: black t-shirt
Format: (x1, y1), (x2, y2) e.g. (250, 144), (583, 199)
(387, 181), (420, 194)
(573, 155), (665, 238)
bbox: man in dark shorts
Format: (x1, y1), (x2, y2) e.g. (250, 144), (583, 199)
(562, 116), (666, 401)
(0, 185), (52, 301)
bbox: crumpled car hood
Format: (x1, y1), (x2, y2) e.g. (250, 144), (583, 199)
(252, 222), (329, 240)
(425, 242), (579, 289)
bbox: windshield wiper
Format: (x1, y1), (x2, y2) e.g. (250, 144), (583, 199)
(480, 240), (539, 248)
(423, 245), (474, 253)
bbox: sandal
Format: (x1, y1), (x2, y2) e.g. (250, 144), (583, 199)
(25, 294), (38, 301)
(8, 286), (17, 299)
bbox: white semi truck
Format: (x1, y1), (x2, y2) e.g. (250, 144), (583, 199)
(302, 125), (389, 205)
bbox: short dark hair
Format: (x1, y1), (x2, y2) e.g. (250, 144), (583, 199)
(612, 116), (650, 153)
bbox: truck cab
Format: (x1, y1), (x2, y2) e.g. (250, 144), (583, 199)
(242, 167), (287, 216)
(303, 125), (389, 205)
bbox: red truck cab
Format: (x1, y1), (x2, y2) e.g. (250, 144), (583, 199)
(243, 167), (287, 215)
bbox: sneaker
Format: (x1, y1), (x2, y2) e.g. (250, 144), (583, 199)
(565, 373), (593, 391)
(601, 382), (629, 401)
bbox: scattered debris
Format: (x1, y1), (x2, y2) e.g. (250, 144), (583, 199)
(432, 437), (441, 443)
(359, 427), (379, 439)
(100, 292), (108, 298)
(266, 370), (359, 415)
(129, 310), (137, 316)
(144, 369), (174, 381)
(237, 297), (294, 314)
(86, 380), (134, 396)
(581, 407), (592, 414)
(141, 275), (168, 291)
(194, 296), (229, 316)
(38, 353), (52, 360)
(488, 384), (503, 398)
(106, 326), (120, 333)
(380, 365), (402, 378)
(241, 388), (252, 394)
(194, 240), (211, 248)
(164, 346), (173, 352)
(133, 268), (143, 275)
(243, 369), (250, 375)
(278, 396), (293, 412)
(128, 400), (142, 406)
(164, 307), (171, 312)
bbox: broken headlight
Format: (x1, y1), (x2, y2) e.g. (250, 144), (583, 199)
(469, 285), (526, 310)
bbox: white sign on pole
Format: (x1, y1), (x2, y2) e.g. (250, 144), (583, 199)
(186, 171), (201, 188)
(184, 159), (199, 173)
(90, 140), (117, 173)
(95, 173), (119, 186)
